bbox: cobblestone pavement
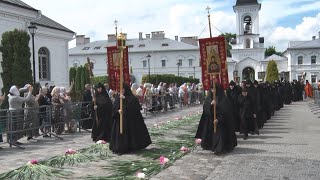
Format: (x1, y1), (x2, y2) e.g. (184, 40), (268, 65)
(151, 99), (320, 180)
(0, 104), (201, 174)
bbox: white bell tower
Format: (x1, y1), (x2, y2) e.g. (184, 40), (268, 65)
(229, 0), (266, 82)
(231, 0), (264, 50)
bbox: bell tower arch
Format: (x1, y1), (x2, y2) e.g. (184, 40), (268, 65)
(234, 0), (261, 36)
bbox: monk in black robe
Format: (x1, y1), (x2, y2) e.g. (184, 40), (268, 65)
(238, 88), (254, 140)
(284, 81), (292, 104)
(195, 84), (237, 154)
(109, 83), (152, 154)
(81, 84), (93, 129)
(245, 80), (259, 135)
(91, 83), (113, 142)
(226, 81), (240, 132)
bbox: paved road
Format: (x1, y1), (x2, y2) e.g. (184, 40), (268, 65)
(0, 104), (201, 174)
(151, 99), (320, 180)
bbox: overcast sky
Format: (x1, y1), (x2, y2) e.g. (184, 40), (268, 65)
(23, 0), (320, 52)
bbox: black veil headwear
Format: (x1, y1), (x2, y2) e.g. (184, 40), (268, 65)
(123, 83), (133, 97)
(95, 82), (107, 96)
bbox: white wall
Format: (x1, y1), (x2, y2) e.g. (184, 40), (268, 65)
(69, 49), (201, 84)
(286, 49), (320, 82)
(0, 4), (74, 91)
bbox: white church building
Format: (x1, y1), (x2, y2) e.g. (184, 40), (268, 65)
(69, 32), (201, 84)
(228, 0), (289, 82)
(228, 0), (320, 84)
(0, 0), (75, 89)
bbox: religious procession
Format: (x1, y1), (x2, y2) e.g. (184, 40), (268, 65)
(0, 33), (313, 154)
(0, 31), (315, 180)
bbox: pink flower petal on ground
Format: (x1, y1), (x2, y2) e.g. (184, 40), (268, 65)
(180, 146), (189, 152)
(195, 139), (202, 144)
(159, 156), (169, 165)
(27, 159), (38, 165)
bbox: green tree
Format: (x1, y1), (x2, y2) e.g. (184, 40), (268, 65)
(219, 33), (236, 57)
(0, 29), (33, 94)
(69, 67), (77, 85)
(265, 46), (282, 57)
(266, 60), (279, 82)
(75, 66), (82, 92)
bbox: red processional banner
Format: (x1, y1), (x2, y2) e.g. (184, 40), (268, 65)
(199, 36), (229, 90)
(107, 46), (131, 92)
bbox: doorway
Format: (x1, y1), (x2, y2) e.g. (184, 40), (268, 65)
(242, 67), (255, 81)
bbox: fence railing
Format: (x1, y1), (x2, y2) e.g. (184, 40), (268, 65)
(139, 91), (205, 116)
(0, 102), (93, 149)
(0, 92), (204, 149)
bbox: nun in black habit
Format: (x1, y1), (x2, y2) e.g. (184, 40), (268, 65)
(195, 84), (237, 154)
(91, 83), (113, 142)
(226, 81), (241, 132)
(109, 83), (152, 154)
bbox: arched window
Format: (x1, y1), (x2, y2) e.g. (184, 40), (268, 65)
(243, 16), (252, 34)
(38, 47), (50, 80)
(298, 56), (303, 65)
(246, 39), (251, 48)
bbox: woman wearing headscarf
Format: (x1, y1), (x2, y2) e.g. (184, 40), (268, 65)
(8, 85), (33, 145)
(38, 86), (51, 137)
(109, 83), (152, 154)
(51, 87), (64, 134)
(24, 83), (40, 141)
(195, 83), (237, 154)
(91, 83), (113, 142)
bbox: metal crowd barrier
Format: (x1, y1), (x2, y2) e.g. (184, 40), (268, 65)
(140, 91), (205, 116)
(0, 102), (93, 149)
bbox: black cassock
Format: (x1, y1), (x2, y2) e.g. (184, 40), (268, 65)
(81, 90), (93, 129)
(226, 86), (241, 132)
(195, 87), (237, 153)
(238, 94), (254, 135)
(91, 87), (113, 142)
(109, 85), (152, 154)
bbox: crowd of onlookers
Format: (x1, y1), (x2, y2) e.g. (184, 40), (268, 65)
(0, 83), (75, 145)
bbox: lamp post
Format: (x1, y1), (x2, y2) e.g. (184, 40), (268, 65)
(146, 54), (151, 82)
(193, 66), (195, 79)
(177, 62), (181, 77)
(28, 24), (37, 84)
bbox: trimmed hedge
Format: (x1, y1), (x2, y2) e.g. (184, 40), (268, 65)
(141, 74), (199, 86)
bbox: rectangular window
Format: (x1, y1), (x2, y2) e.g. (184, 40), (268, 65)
(188, 59), (193, 67)
(143, 60), (147, 68)
(311, 75), (317, 83)
(298, 56), (303, 64)
(161, 60), (166, 67)
(311, 56), (316, 64)
(178, 59), (182, 66)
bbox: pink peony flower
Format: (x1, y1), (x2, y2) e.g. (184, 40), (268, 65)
(195, 139), (202, 145)
(136, 172), (146, 179)
(65, 148), (77, 155)
(180, 146), (189, 152)
(27, 159), (38, 165)
(96, 140), (107, 144)
(159, 155), (169, 165)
